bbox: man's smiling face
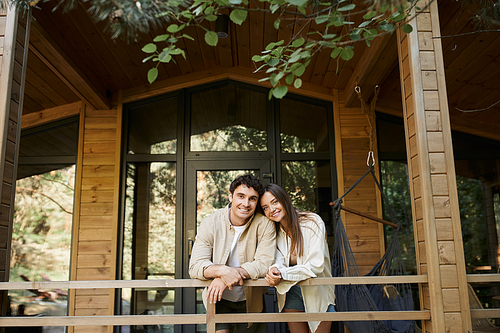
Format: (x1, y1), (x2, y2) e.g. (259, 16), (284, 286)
(228, 184), (259, 226)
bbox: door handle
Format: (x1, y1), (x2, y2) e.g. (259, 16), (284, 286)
(187, 230), (195, 256)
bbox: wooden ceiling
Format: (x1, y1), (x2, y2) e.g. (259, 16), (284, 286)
(23, 0), (500, 142)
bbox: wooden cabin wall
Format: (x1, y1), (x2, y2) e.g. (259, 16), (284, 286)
(69, 103), (122, 333)
(0, 5), (29, 317)
(334, 89), (384, 275)
(396, 0), (471, 331)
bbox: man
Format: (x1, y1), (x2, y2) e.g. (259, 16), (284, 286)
(189, 174), (276, 333)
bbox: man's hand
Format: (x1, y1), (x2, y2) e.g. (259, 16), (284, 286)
(219, 266), (245, 290)
(265, 267), (282, 287)
(206, 278), (227, 304)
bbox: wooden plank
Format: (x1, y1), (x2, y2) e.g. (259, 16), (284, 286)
(438, 241), (456, 265)
(431, 174), (448, 196)
(75, 308), (110, 316)
(442, 289), (460, 312)
(82, 165), (115, 178)
(77, 241), (112, 255)
(80, 203), (114, 216)
(79, 215), (114, 228)
(77, 254), (111, 268)
(76, 268), (112, 281)
(84, 129), (116, 142)
(84, 117), (117, 130)
(83, 142), (116, 154)
(29, 21), (110, 110)
(81, 177), (115, 191)
(440, 265), (458, 288)
(21, 101), (81, 129)
(80, 190), (114, 204)
(82, 153), (116, 166)
(79, 228), (113, 241)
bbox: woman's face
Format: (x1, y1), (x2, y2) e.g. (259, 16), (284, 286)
(260, 191), (286, 222)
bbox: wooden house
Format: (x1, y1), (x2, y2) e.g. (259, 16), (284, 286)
(1, 0), (500, 332)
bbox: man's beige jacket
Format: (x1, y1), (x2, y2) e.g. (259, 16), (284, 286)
(189, 205), (276, 314)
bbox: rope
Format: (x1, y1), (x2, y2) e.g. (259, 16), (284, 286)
(355, 85), (380, 161)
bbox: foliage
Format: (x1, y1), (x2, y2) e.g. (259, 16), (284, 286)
(457, 175), (489, 267)
(11, 167), (75, 283)
(136, 0), (417, 98)
(380, 161), (416, 274)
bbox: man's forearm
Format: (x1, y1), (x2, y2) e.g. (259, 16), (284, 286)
(202, 264), (227, 279)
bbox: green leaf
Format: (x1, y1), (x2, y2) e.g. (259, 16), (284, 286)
(206, 14), (218, 22)
(380, 4), (390, 12)
(182, 34), (195, 41)
(148, 68), (158, 84)
(287, 0), (308, 6)
(205, 31), (218, 46)
(142, 55), (155, 63)
(273, 85), (288, 99)
(274, 18), (280, 30)
(363, 11), (376, 20)
(380, 23), (393, 31)
(230, 9), (248, 25)
(349, 32), (361, 40)
(292, 64), (306, 77)
(340, 48), (354, 61)
(266, 42), (276, 51)
(286, 73), (294, 85)
(167, 24), (179, 33)
(330, 47), (342, 59)
(269, 88), (274, 100)
(252, 55), (263, 62)
(142, 43), (157, 53)
(358, 20), (371, 28)
(170, 48), (183, 55)
(270, 73), (278, 86)
(267, 58), (279, 67)
(330, 16), (345, 27)
(229, 0), (242, 4)
(292, 38), (305, 48)
(266, 67), (277, 73)
(402, 23), (413, 33)
(322, 34), (336, 39)
(154, 34), (170, 42)
(293, 78), (302, 89)
(338, 3), (355, 11)
(392, 13), (405, 22)
(315, 15), (329, 24)
(204, 6), (214, 14)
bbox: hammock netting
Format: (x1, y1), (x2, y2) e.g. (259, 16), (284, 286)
(331, 165), (416, 333)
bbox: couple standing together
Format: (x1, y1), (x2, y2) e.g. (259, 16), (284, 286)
(189, 174), (336, 333)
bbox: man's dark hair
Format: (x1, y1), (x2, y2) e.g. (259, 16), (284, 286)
(229, 174), (263, 196)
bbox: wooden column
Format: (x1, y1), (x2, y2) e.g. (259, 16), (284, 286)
(68, 99), (122, 333)
(396, 1), (471, 331)
(0, 3), (30, 318)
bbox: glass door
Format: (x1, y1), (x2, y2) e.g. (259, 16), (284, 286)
(182, 159), (271, 333)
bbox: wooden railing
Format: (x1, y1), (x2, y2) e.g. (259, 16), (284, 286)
(0, 274), (498, 330)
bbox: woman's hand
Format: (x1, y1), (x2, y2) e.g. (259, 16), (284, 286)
(265, 267), (282, 287)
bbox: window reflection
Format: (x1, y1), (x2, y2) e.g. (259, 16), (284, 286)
(281, 161), (332, 234)
(128, 97), (178, 154)
(121, 162), (176, 332)
(190, 85), (267, 151)
(280, 98), (329, 153)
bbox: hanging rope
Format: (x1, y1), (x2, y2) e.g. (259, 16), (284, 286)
(355, 85), (380, 165)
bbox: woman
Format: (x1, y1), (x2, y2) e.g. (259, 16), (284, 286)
(260, 183), (335, 333)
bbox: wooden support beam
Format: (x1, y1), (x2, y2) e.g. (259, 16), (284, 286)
(120, 67), (335, 105)
(344, 33), (397, 107)
(21, 101), (82, 129)
(29, 20), (110, 110)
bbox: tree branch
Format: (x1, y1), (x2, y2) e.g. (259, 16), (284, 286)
(16, 187), (73, 214)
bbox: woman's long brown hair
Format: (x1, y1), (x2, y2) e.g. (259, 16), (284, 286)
(261, 183), (308, 257)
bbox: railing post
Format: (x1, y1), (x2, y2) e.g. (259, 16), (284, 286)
(206, 301), (216, 333)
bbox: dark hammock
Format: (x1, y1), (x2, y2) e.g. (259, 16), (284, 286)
(331, 165), (416, 333)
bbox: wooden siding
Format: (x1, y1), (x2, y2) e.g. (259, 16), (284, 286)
(397, 0), (471, 331)
(334, 89), (384, 275)
(0, 5), (30, 316)
(69, 103), (122, 333)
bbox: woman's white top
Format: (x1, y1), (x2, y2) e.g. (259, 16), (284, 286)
(271, 213), (336, 333)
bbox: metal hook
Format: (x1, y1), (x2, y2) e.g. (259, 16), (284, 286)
(366, 151), (375, 166)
